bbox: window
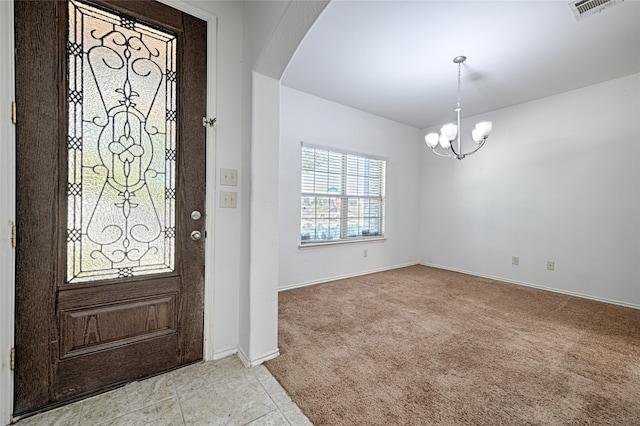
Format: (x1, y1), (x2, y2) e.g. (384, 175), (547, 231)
(66, 0), (177, 282)
(300, 144), (386, 244)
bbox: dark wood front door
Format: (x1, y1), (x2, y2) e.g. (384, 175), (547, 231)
(14, 0), (207, 415)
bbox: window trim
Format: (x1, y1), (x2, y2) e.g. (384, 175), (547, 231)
(299, 142), (387, 246)
(301, 142), (388, 163)
(298, 236), (386, 249)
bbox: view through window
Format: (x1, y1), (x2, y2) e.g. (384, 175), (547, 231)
(301, 145), (386, 244)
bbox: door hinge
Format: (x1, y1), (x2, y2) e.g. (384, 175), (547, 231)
(11, 224), (16, 248)
(10, 347), (15, 370)
(202, 117), (216, 127)
(11, 101), (16, 124)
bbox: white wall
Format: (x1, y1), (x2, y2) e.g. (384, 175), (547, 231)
(243, 1), (290, 71)
(238, 0), (289, 367)
(241, 72), (281, 365)
(419, 73), (640, 308)
(177, 0), (244, 360)
(240, 1), (327, 364)
(279, 87), (422, 289)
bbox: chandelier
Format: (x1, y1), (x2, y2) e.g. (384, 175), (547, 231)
(424, 56), (492, 160)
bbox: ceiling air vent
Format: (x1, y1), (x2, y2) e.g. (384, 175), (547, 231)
(569, 0), (624, 20)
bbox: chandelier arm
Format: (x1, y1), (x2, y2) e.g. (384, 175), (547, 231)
(430, 148), (455, 158)
(449, 141), (460, 157)
(459, 139), (486, 157)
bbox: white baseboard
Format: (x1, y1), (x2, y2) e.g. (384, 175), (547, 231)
(237, 347), (280, 367)
(211, 347), (238, 361)
(421, 262), (640, 311)
(279, 262), (419, 292)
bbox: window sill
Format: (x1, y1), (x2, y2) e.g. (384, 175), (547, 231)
(298, 237), (386, 249)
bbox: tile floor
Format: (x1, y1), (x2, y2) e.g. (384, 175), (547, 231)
(13, 356), (312, 426)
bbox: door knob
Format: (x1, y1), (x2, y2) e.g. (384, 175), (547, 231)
(190, 230), (202, 241)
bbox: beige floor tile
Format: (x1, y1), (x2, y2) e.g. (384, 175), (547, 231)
(122, 373), (177, 409)
(251, 366), (292, 407)
(277, 401), (313, 426)
(178, 373), (276, 426)
(79, 372), (177, 425)
(14, 403), (81, 426)
(244, 410), (289, 426)
(79, 386), (132, 425)
(12, 356), (312, 426)
(172, 357), (245, 396)
(97, 397), (184, 426)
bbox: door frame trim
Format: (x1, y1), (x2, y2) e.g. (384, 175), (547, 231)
(159, 0), (220, 364)
(0, 2), (16, 423)
(1, 0), (217, 422)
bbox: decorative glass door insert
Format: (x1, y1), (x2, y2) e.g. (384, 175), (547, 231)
(67, 0), (177, 283)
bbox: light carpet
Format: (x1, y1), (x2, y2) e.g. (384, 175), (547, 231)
(265, 265), (640, 425)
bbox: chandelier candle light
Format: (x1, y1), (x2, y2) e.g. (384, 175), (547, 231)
(425, 56), (492, 160)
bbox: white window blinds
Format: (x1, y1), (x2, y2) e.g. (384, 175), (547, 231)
(301, 145), (386, 244)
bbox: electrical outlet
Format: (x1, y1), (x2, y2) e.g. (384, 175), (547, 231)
(364, 249), (368, 258)
(546, 261), (555, 271)
(220, 191), (237, 208)
(220, 168), (237, 186)
(512, 256), (519, 266)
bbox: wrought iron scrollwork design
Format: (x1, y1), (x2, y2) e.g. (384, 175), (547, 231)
(67, 0), (177, 283)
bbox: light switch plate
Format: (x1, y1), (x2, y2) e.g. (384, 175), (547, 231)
(220, 168), (237, 186)
(220, 191), (237, 208)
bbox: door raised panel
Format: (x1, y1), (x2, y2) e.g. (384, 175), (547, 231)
(60, 294), (177, 359)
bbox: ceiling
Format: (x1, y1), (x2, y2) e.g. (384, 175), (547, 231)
(281, 0), (640, 129)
